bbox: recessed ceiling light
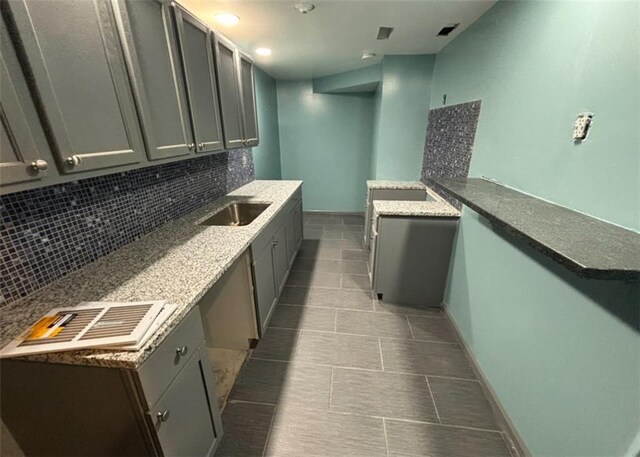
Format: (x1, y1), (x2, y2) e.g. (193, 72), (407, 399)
(214, 12), (240, 26)
(294, 3), (315, 14)
(362, 51), (377, 60)
(255, 48), (272, 56)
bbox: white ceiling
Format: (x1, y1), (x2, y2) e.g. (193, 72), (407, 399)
(179, 0), (497, 80)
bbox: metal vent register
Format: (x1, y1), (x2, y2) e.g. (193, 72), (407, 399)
(0, 301), (167, 358)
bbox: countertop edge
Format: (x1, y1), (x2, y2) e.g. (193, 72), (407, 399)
(1, 180), (304, 369)
(429, 178), (640, 280)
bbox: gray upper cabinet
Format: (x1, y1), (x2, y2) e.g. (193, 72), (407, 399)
(214, 35), (245, 150)
(5, 0), (146, 174)
(173, 4), (224, 154)
(112, 0), (192, 161)
(0, 26), (47, 186)
(238, 53), (259, 147)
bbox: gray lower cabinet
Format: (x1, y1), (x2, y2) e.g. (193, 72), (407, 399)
(214, 35), (245, 150)
(369, 215), (458, 307)
(4, 0), (146, 174)
(251, 189), (303, 333)
(252, 241), (278, 331)
(173, 3), (224, 154)
(273, 223), (289, 292)
(0, 307), (223, 456)
(364, 188), (427, 249)
(154, 350), (221, 456)
(113, 0), (193, 161)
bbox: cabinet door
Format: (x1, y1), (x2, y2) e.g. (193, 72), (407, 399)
(113, 0), (192, 160)
(285, 213), (296, 267)
(252, 242), (277, 331)
(153, 348), (222, 457)
(172, 5), (224, 154)
(6, 0), (145, 174)
(273, 224), (289, 293)
(237, 54), (259, 147)
(214, 36), (244, 149)
(295, 203), (304, 246)
(0, 50), (46, 185)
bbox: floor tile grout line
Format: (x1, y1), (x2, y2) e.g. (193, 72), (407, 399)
(267, 325), (460, 345)
(378, 337), (385, 371)
(228, 399), (277, 407)
(406, 314), (416, 339)
(382, 417), (390, 457)
(329, 366), (335, 409)
(248, 357), (478, 381)
(333, 309), (338, 333)
(424, 376), (442, 424)
(292, 330), (302, 359)
(380, 415), (504, 434)
(261, 404), (278, 457)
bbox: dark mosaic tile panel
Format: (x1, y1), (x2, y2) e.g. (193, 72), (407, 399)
(0, 149), (254, 305)
(421, 100), (482, 208)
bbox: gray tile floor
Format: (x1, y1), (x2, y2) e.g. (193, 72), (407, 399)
(217, 213), (515, 457)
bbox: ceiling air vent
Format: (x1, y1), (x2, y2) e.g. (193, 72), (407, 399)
(437, 23), (460, 36)
(376, 27), (394, 40)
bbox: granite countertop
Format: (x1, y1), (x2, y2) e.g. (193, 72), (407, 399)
(429, 177), (640, 280)
(366, 180), (426, 190)
(372, 187), (461, 218)
(0, 180), (303, 369)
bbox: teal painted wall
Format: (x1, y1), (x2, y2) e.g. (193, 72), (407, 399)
(277, 80), (374, 212)
(252, 67), (282, 180)
(371, 55), (435, 180)
(432, 1), (640, 456)
(431, 1), (639, 229)
(313, 63), (381, 94)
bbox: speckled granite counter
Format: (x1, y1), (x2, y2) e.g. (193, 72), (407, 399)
(372, 186), (460, 218)
(430, 177), (640, 280)
(366, 180), (426, 190)
(0, 180), (303, 369)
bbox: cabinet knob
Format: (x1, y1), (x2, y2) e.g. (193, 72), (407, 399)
(176, 346), (188, 357)
(64, 156), (80, 167)
(272, 240), (278, 247)
(188, 143), (195, 151)
(156, 410), (170, 422)
(30, 160), (48, 171)
(198, 143), (205, 150)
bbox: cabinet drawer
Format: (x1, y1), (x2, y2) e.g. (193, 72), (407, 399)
(137, 307), (205, 409)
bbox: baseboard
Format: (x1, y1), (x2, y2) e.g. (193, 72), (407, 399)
(444, 305), (531, 457)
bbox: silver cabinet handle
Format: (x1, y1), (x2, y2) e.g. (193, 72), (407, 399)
(188, 143), (195, 151)
(30, 160), (48, 171)
(65, 156), (80, 167)
(176, 346), (188, 357)
(272, 240), (278, 247)
(156, 410), (170, 422)
(198, 143), (205, 150)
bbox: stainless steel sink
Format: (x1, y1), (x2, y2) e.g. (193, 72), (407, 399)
(200, 202), (270, 226)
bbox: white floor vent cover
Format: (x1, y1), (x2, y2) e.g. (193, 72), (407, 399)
(0, 301), (165, 358)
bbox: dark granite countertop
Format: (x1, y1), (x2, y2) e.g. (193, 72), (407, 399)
(429, 178), (640, 280)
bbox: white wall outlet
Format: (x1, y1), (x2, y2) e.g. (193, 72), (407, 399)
(573, 112), (594, 141)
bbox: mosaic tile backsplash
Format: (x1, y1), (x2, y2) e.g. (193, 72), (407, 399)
(421, 100), (482, 208)
(0, 149), (255, 305)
